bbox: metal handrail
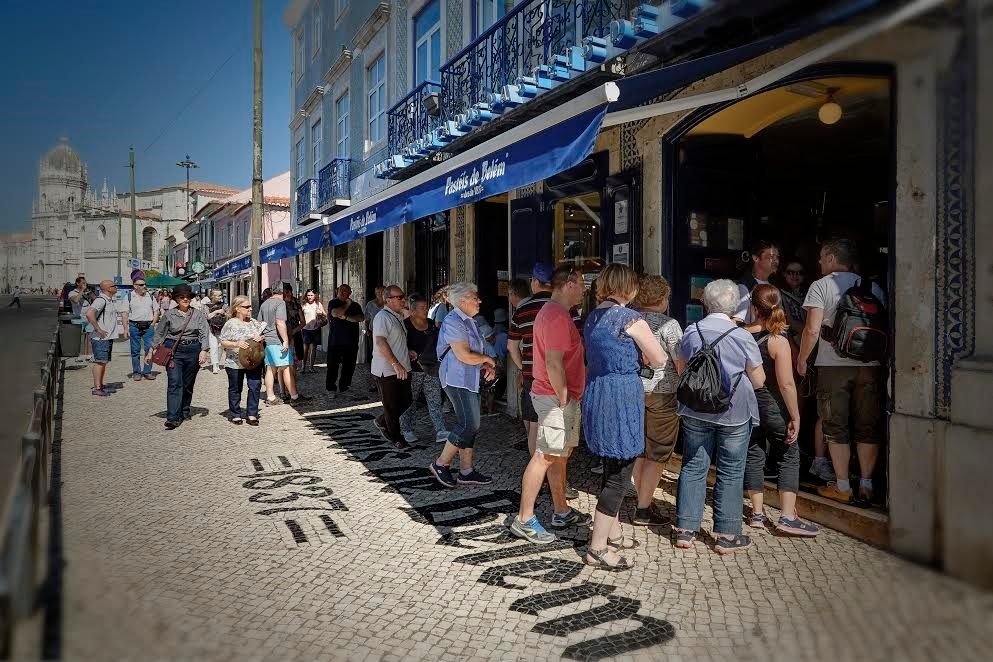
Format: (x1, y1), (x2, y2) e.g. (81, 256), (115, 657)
(0, 328), (60, 657)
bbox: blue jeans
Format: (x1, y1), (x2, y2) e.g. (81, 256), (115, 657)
(443, 385), (480, 449)
(676, 417), (752, 536)
(226, 366), (263, 418)
(166, 342), (201, 422)
(129, 322), (156, 375)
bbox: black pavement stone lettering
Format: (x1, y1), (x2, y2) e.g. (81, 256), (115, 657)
(236, 468), (316, 478)
(531, 595), (641, 636)
(364, 466), (451, 493)
(401, 490), (519, 528)
(561, 615), (676, 662)
(509, 583), (617, 616)
(255, 505), (349, 516)
(278, 455), (292, 468)
(453, 538), (577, 565)
(477, 558), (584, 590)
(319, 514), (347, 538)
(344, 450), (413, 463)
(250, 458), (264, 472)
(241, 474), (324, 491)
(284, 519), (308, 544)
(436, 525), (518, 548)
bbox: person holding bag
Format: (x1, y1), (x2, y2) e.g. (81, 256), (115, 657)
(399, 293), (449, 444)
(300, 288), (326, 373)
(148, 284), (210, 429)
(219, 296), (267, 426)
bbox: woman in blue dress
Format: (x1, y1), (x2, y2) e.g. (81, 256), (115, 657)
(582, 264), (666, 570)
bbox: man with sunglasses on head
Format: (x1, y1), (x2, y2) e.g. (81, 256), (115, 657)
(371, 286), (413, 448)
(125, 277), (160, 381)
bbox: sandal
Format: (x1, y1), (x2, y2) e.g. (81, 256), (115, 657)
(607, 536), (641, 550)
(584, 547), (633, 571)
(672, 529), (696, 549)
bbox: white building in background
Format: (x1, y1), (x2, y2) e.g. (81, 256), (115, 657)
(0, 138), (239, 290)
(0, 232), (33, 293)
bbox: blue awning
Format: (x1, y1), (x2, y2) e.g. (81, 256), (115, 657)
(330, 104), (609, 245)
(260, 223), (332, 264)
(213, 253), (253, 279)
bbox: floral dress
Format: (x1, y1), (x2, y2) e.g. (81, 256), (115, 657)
(218, 318), (266, 370)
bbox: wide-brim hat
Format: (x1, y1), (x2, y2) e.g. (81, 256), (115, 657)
(171, 284), (194, 300)
(239, 339), (265, 370)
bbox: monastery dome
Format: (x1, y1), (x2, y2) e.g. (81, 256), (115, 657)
(43, 137), (81, 172)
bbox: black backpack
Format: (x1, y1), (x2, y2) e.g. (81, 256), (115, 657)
(676, 324), (744, 414)
(822, 277), (888, 362)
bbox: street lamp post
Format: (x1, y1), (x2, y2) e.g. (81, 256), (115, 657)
(176, 154), (199, 231)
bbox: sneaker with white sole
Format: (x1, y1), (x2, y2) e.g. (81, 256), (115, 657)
(456, 469), (492, 486)
(509, 516), (557, 544)
(402, 431), (418, 444)
(550, 509), (593, 529)
(809, 458), (836, 482)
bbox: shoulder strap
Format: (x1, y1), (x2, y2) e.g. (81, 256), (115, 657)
(697, 323), (737, 349)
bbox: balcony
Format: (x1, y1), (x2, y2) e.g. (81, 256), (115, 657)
(295, 179), (320, 226)
(384, 81), (444, 173)
(376, 1), (718, 180)
(317, 158), (351, 213)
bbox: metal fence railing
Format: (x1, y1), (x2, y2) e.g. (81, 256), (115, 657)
(0, 327), (60, 657)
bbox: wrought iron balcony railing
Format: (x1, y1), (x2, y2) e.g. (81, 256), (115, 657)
(440, 0), (639, 124)
(295, 178), (318, 223)
(317, 158), (351, 211)
(386, 80), (443, 165)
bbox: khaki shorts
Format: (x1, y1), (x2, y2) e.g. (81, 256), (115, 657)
(643, 392), (679, 463)
(816, 366), (884, 445)
(532, 394), (580, 457)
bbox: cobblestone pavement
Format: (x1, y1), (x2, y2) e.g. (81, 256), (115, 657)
(58, 354), (993, 661)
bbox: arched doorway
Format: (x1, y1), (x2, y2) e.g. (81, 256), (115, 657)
(662, 66), (895, 510)
(142, 226), (157, 263)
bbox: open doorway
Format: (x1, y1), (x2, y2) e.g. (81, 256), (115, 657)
(665, 70), (895, 508)
(475, 197), (509, 320)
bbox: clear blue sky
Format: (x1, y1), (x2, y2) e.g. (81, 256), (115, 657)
(0, 0), (291, 234)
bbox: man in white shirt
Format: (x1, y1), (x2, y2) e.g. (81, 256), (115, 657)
(371, 285), (412, 449)
(797, 238), (886, 506)
(125, 277), (160, 381)
(734, 240), (780, 323)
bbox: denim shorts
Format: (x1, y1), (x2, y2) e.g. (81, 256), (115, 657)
(91, 338), (113, 364)
(301, 328), (322, 346)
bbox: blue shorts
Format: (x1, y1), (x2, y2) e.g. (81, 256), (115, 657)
(91, 338), (113, 364)
(264, 344), (293, 367)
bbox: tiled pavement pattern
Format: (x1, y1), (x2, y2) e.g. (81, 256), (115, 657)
(59, 357), (993, 661)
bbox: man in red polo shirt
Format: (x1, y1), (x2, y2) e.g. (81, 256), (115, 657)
(510, 265), (592, 544)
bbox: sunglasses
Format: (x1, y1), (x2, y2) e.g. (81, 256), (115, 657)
(238, 304), (251, 308)
(785, 270), (804, 277)
(386, 294), (404, 300)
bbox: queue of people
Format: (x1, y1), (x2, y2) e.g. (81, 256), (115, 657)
(74, 234), (887, 565)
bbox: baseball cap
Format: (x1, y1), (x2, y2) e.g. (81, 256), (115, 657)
(531, 262), (554, 284)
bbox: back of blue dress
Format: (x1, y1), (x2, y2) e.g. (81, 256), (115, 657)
(582, 305), (645, 459)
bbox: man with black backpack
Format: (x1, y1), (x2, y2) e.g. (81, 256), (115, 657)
(673, 279), (766, 555)
(798, 238), (887, 505)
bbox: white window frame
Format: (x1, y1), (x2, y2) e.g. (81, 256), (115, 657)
(335, 91), (350, 159)
(294, 31), (304, 80)
(474, 0), (504, 39)
(366, 53), (387, 149)
(312, 9), (322, 57)
(413, 0), (443, 86)
(336, 0), (349, 24)
(294, 135), (307, 184)
(311, 116), (322, 179)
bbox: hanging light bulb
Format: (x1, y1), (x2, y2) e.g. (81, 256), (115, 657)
(818, 90), (843, 125)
